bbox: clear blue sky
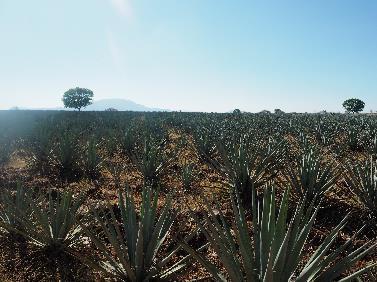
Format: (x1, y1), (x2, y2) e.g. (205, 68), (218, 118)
(0, 0), (376, 112)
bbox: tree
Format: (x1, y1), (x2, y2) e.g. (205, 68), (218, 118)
(62, 87), (93, 111)
(274, 108), (285, 115)
(343, 98), (365, 113)
(105, 107), (118, 111)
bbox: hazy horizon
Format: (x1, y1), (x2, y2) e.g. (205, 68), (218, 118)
(0, 1), (376, 112)
(0, 98), (364, 113)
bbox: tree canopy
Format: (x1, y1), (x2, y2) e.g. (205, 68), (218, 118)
(62, 87), (93, 111)
(342, 98), (365, 113)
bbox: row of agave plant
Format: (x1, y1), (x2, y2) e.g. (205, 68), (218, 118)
(2, 111), (377, 280)
(20, 123), (173, 186)
(3, 112), (377, 211)
(3, 111), (377, 158)
(182, 112), (377, 158)
(2, 111), (377, 182)
(0, 136), (12, 167)
(0, 179), (376, 280)
(5, 113), (377, 219)
(1, 142), (377, 281)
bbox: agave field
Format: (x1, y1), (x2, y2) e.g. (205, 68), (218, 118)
(1, 110), (377, 281)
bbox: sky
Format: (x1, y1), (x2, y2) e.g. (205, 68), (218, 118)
(0, 0), (376, 112)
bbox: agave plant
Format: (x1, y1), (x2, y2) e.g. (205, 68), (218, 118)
(121, 127), (137, 158)
(194, 130), (216, 161)
(106, 135), (119, 158)
(0, 188), (87, 280)
(0, 137), (12, 167)
(181, 185), (376, 281)
(222, 138), (253, 200)
(0, 188), (85, 254)
(345, 156), (377, 217)
(370, 135), (377, 156)
(25, 126), (54, 175)
(84, 138), (103, 180)
(221, 135), (285, 203)
(52, 133), (82, 181)
(182, 163), (195, 192)
(0, 184), (29, 234)
(137, 137), (167, 187)
(285, 146), (340, 204)
(347, 126), (362, 152)
(81, 186), (191, 281)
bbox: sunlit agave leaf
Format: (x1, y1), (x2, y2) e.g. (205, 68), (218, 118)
(81, 185), (192, 281)
(182, 184), (376, 282)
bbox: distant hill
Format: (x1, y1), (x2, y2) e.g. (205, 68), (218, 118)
(10, 99), (168, 112)
(84, 99), (167, 112)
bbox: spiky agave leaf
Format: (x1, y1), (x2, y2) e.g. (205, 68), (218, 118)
(182, 162), (194, 191)
(24, 125), (54, 175)
(371, 135), (377, 156)
(286, 146), (340, 204)
(347, 126), (360, 151)
(194, 128), (216, 160)
(0, 136), (12, 167)
(0, 188), (85, 253)
(51, 133), (82, 181)
(345, 156), (377, 218)
(84, 137), (103, 179)
(181, 185), (377, 282)
(221, 135), (286, 203)
(0, 184), (29, 234)
(121, 127), (137, 158)
(81, 185), (192, 281)
(137, 137), (166, 188)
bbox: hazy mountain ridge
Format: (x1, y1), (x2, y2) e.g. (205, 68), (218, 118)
(85, 99), (167, 112)
(10, 99), (168, 112)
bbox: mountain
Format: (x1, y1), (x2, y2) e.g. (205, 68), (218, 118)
(9, 99), (168, 112)
(84, 99), (167, 112)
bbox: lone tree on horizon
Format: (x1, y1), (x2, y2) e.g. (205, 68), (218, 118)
(62, 87), (93, 111)
(342, 98), (365, 113)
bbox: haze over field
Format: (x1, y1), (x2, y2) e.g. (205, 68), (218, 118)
(0, 1), (376, 112)
(10, 99), (167, 112)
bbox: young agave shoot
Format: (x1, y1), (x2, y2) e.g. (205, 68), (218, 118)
(371, 135), (377, 155)
(182, 163), (194, 191)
